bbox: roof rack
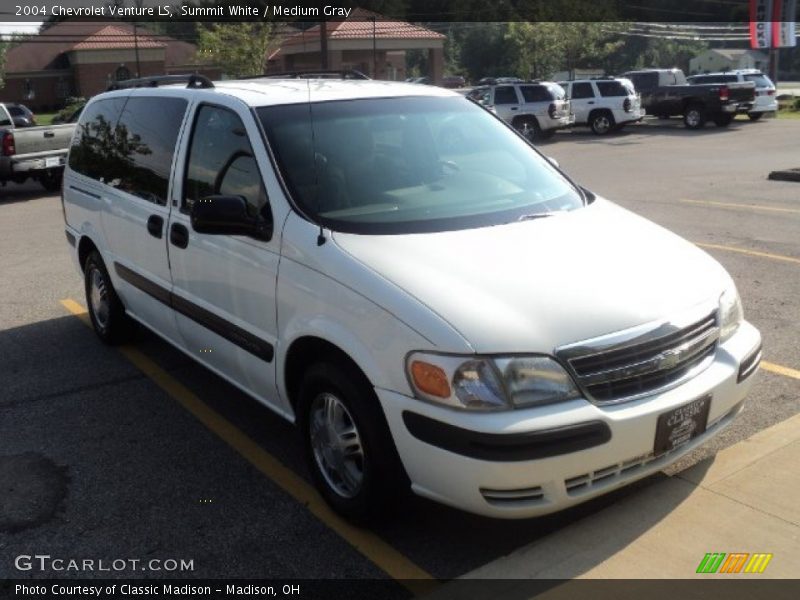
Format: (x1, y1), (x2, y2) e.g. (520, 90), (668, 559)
(246, 69), (371, 81)
(107, 74), (215, 91)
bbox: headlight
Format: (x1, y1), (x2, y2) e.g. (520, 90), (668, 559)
(407, 352), (581, 411)
(719, 283), (744, 343)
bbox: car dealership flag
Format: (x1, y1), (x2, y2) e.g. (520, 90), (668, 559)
(750, 0), (773, 48)
(772, 0), (798, 47)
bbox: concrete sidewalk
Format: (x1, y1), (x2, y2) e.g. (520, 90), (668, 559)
(445, 409), (800, 586)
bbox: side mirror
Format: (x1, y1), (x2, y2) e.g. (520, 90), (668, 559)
(190, 195), (272, 241)
(546, 156), (560, 169)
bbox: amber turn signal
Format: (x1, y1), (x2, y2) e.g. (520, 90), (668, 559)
(410, 360), (451, 399)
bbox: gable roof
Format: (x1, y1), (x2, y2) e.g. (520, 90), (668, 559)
(281, 8), (445, 47)
(4, 20), (187, 73)
(71, 24), (165, 50)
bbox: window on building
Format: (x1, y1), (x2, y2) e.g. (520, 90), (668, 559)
(115, 66), (132, 82)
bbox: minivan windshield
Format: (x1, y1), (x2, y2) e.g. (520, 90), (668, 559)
(257, 96), (584, 234)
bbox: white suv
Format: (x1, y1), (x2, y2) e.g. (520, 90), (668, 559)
(63, 73), (761, 521)
(687, 70), (778, 120)
(468, 81), (574, 141)
(560, 78), (645, 134)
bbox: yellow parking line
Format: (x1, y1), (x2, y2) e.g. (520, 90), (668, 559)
(761, 361), (800, 381)
(60, 299), (437, 594)
(696, 243), (800, 266)
(681, 199), (800, 215)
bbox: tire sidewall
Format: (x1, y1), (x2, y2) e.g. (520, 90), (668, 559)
(298, 361), (404, 522)
(84, 251), (130, 344)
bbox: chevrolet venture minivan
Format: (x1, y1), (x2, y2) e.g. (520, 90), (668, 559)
(62, 73), (762, 520)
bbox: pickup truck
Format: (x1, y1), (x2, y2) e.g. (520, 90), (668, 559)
(622, 69), (755, 129)
(1, 103), (76, 192)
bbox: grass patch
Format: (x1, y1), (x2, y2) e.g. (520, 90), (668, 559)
(34, 112), (58, 126)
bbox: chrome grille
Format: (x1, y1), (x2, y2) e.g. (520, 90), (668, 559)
(558, 309), (719, 405)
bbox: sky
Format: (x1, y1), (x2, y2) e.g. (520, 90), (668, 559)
(0, 22), (43, 37)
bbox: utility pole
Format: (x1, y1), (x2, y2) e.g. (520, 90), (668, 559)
(133, 23), (141, 77)
(372, 16), (377, 78)
(320, 21), (328, 69)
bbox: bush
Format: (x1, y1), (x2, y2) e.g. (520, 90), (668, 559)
(794, 97), (800, 112)
(52, 97), (86, 124)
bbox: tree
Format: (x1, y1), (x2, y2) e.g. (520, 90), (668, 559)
(505, 22), (562, 80)
(196, 22), (277, 78)
(0, 40), (7, 91)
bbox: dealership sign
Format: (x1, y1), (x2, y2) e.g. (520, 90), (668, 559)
(751, 0), (797, 48)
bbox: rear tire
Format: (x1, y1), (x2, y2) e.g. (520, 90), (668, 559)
(748, 113), (764, 122)
(298, 360), (408, 523)
(40, 169), (63, 193)
(84, 251), (135, 344)
(713, 114), (734, 127)
(590, 111), (615, 135)
(683, 105), (706, 129)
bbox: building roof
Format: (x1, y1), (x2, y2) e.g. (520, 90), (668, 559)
(281, 8), (446, 47)
(4, 20), (190, 73)
(71, 24), (165, 51)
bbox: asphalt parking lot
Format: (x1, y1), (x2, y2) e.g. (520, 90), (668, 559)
(1, 115), (799, 592)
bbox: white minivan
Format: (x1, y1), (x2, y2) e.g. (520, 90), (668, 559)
(63, 73), (762, 521)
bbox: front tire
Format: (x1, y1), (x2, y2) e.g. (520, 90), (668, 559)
(683, 105), (706, 129)
(713, 114), (734, 127)
(298, 360), (407, 523)
(748, 112), (764, 122)
(84, 251), (135, 344)
(40, 169), (63, 193)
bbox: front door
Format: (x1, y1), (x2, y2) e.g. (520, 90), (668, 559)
(167, 101), (286, 413)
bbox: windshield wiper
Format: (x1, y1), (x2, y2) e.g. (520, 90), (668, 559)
(517, 212), (560, 222)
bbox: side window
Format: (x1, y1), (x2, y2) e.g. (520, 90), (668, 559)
(68, 97), (127, 180)
(595, 81), (628, 97)
(571, 82), (595, 99)
(184, 105), (269, 220)
(493, 86), (519, 105)
(115, 97), (187, 205)
(520, 85), (551, 103)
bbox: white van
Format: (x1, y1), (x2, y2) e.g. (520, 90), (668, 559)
(62, 73), (762, 521)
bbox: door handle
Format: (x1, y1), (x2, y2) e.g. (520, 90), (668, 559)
(587, 101), (595, 104)
(43, 131), (55, 138)
(170, 223), (189, 249)
(146, 215), (164, 239)
(510, 106), (518, 110)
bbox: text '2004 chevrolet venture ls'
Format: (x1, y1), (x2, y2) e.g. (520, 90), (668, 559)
(62, 72), (762, 521)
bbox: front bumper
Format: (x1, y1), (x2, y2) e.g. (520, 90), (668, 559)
(378, 321), (761, 518)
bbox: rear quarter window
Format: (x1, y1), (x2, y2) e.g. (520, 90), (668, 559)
(68, 97), (128, 180)
(595, 81), (628, 97)
(520, 85), (551, 103)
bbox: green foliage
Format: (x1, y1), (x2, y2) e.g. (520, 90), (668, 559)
(505, 22), (563, 80)
(0, 40), (6, 90)
(197, 22), (277, 78)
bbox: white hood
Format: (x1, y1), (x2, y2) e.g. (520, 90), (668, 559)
(331, 198), (727, 353)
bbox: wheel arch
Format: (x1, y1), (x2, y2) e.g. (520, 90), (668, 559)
(77, 235), (100, 273)
(281, 334), (379, 416)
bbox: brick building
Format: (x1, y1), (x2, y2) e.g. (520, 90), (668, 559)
(2, 21), (219, 111)
(267, 9), (446, 83)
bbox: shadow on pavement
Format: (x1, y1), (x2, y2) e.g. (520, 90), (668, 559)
(0, 313), (709, 580)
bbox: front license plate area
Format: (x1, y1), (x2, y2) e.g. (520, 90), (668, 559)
(654, 395), (711, 456)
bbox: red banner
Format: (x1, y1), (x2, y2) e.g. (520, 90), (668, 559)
(750, 0), (773, 48)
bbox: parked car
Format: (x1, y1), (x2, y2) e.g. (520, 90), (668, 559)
(468, 81), (574, 141)
(441, 75), (467, 89)
(63, 74), (761, 522)
(559, 77), (645, 134)
(3, 103), (37, 127)
(0, 102), (75, 191)
(622, 68), (755, 129)
(687, 70), (777, 121)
